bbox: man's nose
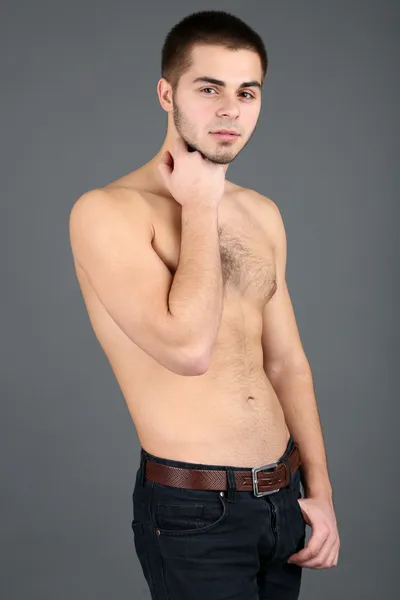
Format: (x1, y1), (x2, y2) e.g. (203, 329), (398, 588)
(216, 97), (240, 119)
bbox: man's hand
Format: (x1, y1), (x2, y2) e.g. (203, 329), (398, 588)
(287, 495), (340, 569)
(157, 137), (225, 209)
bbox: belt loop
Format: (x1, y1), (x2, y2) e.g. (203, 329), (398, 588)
(139, 450), (147, 487)
(226, 469), (237, 503)
(278, 456), (290, 490)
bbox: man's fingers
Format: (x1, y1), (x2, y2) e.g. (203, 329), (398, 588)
(325, 543), (339, 568)
(159, 150), (173, 167)
(172, 137), (188, 156)
(288, 529), (328, 564)
(294, 538), (337, 569)
(157, 151), (173, 186)
(173, 136), (201, 157)
(304, 538), (333, 568)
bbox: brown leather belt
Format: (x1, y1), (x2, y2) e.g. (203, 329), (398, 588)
(145, 442), (301, 497)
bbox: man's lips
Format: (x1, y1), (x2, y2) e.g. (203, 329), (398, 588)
(210, 131), (240, 140)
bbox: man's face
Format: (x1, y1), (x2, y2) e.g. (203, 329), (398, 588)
(171, 44), (263, 165)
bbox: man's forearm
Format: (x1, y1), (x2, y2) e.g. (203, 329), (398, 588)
(267, 363), (333, 501)
(168, 203), (223, 354)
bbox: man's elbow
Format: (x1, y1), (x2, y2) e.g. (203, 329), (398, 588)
(176, 344), (211, 376)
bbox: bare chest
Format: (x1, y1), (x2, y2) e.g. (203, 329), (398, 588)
(218, 224), (276, 302)
(151, 196), (277, 306)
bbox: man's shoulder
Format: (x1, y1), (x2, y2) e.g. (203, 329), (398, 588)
(230, 184), (281, 220)
(71, 174), (150, 217)
(234, 186), (285, 243)
(69, 181), (153, 254)
(246, 187), (279, 212)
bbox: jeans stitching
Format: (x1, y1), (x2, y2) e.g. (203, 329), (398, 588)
(151, 488), (229, 537)
(148, 482), (170, 600)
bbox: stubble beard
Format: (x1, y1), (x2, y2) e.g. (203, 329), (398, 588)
(172, 100), (255, 165)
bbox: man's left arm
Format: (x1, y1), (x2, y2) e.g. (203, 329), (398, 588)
(260, 197), (332, 501)
(257, 194), (340, 569)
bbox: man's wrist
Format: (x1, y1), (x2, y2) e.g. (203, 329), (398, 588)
(300, 467), (333, 500)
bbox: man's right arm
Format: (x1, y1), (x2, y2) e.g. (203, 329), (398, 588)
(69, 189), (223, 376)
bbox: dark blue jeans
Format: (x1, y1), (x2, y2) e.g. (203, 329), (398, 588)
(131, 435), (306, 599)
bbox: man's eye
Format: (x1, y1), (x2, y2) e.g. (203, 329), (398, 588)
(200, 88), (254, 99)
(241, 92), (254, 99)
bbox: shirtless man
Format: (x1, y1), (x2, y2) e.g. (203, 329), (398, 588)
(69, 10), (339, 600)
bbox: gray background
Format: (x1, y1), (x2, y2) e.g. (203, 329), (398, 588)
(1, 0), (398, 598)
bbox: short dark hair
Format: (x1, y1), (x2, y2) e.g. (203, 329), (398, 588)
(161, 10), (268, 90)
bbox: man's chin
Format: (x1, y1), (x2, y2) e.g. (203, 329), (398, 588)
(209, 155), (236, 166)
(201, 149), (236, 165)
(184, 139), (237, 165)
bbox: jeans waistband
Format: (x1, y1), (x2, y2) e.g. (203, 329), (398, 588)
(140, 434), (295, 472)
(138, 435), (299, 500)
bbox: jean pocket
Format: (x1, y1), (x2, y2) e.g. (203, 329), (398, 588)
(151, 487), (228, 536)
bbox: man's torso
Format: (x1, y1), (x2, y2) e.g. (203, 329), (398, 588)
(72, 167), (290, 466)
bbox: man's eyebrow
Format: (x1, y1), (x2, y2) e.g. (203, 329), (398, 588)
(192, 76), (262, 89)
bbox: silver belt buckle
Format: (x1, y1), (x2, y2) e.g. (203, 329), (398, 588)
(251, 460), (281, 497)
